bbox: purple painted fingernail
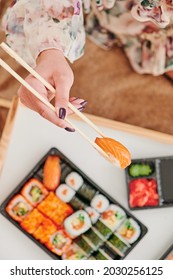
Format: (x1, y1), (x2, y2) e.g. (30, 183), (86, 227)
(65, 127), (75, 132)
(59, 108), (66, 120)
(78, 106), (85, 112)
(80, 100), (88, 106)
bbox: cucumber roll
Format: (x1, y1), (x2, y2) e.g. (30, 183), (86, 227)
(75, 236), (94, 256)
(82, 228), (104, 250)
(69, 196), (86, 211)
(106, 233), (130, 257)
(94, 220), (112, 239)
(77, 183), (97, 202)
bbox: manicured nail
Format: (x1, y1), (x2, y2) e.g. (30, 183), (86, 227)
(59, 108), (66, 119)
(65, 127), (75, 132)
(78, 106), (85, 112)
(73, 97), (80, 101)
(80, 100), (87, 106)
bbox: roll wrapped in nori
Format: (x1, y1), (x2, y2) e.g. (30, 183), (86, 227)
(106, 233), (130, 257)
(69, 196), (86, 211)
(100, 204), (126, 231)
(75, 236), (94, 255)
(65, 172), (84, 191)
(94, 220), (112, 239)
(91, 194), (109, 213)
(117, 218), (141, 244)
(82, 228), (104, 250)
(64, 210), (91, 238)
(77, 183), (97, 202)
(55, 184), (75, 203)
(85, 207), (100, 224)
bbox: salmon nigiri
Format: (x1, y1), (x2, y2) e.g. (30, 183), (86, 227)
(95, 137), (131, 169)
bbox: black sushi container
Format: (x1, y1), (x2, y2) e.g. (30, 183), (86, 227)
(160, 243), (173, 260)
(0, 148), (147, 260)
(125, 155), (173, 210)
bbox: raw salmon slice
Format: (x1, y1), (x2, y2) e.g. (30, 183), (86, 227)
(43, 156), (61, 190)
(95, 137), (131, 169)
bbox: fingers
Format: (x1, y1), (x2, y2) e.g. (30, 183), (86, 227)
(53, 69), (74, 129)
(18, 75), (75, 131)
(68, 97), (88, 115)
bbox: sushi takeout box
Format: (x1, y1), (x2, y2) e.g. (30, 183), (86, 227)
(0, 104), (173, 260)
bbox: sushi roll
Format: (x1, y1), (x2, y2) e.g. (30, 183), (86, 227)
(69, 196), (86, 211)
(55, 184), (75, 203)
(43, 156), (61, 190)
(77, 183), (97, 202)
(82, 228), (104, 250)
(75, 236), (94, 256)
(100, 204), (126, 231)
(65, 172), (84, 191)
(60, 165), (72, 183)
(33, 217), (57, 243)
(6, 194), (33, 222)
(64, 210), (91, 238)
(106, 233), (130, 257)
(46, 230), (72, 256)
(91, 194), (109, 213)
(117, 218), (141, 244)
(37, 192), (73, 226)
(93, 249), (113, 260)
(21, 178), (48, 206)
(62, 243), (87, 260)
(85, 207), (100, 224)
(94, 220), (112, 239)
(20, 209), (45, 234)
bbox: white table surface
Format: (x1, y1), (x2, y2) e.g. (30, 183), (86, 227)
(0, 105), (173, 260)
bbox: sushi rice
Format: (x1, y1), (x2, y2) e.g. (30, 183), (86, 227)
(85, 207), (100, 224)
(64, 210), (91, 238)
(117, 218), (141, 244)
(6, 194), (33, 222)
(55, 184), (75, 203)
(91, 194), (109, 213)
(65, 172), (84, 191)
(46, 230), (72, 256)
(62, 243), (87, 260)
(100, 204), (126, 231)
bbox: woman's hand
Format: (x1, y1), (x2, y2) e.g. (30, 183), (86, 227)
(18, 49), (87, 132)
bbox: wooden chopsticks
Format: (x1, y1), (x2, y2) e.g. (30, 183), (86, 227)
(0, 43), (110, 161)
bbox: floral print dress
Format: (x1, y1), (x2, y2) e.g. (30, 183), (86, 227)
(1, 0), (173, 75)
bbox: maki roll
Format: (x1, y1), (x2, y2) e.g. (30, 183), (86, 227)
(91, 194), (109, 213)
(82, 228), (104, 250)
(6, 194), (33, 222)
(62, 243), (87, 260)
(93, 249), (113, 260)
(69, 196), (86, 211)
(64, 210), (91, 238)
(21, 178), (48, 206)
(33, 217), (57, 243)
(117, 218), (141, 244)
(46, 230), (72, 256)
(106, 233), (130, 257)
(37, 192), (73, 226)
(85, 207), (100, 224)
(77, 183), (97, 202)
(43, 156), (61, 190)
(65, 172), (84, 191)
(55, 184), (75, 203)
(100, 204), (126, 231)
(60, 165), (72, 183)
(20, 209), (45, 234)
(75, 236), (94, 256)
(94, 220), (112, 239)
